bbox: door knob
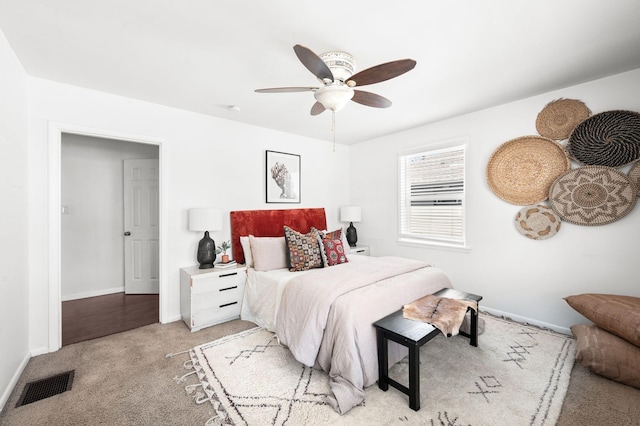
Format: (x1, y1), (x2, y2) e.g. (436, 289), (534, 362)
(124, 231), (131, 236)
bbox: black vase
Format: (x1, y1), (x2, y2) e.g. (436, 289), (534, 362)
(197, 231), (216, 269)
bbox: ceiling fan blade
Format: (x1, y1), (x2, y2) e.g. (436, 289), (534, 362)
(310, 102), (326, 116)
(346, 59), (416, 87)
(255, 87), (318, 93)
(351, 90), (392, 108)
(293, 44), (334, 82)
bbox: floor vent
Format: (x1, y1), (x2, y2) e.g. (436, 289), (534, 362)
(16, 370), (75, 407)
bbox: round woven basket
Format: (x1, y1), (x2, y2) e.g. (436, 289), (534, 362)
(629, 161), (640, 197)
(566, 110), (640, 167)
(486, 136), (571, 205)
(536, 98), (591, 140)
(514, 204), (561, 240)
(549, 166), (638, 226)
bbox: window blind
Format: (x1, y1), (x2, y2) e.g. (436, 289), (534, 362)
(399, 144), (465, 245)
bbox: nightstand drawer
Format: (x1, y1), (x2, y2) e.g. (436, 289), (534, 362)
(190, 270), (245, 294)
(350, 246), (370, 256)
(192, 283), (244, 312)
(192, 300), (242, 327)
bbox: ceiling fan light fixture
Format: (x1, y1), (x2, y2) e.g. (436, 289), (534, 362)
(314, 85), (354, 112)
(255, 44), (417, 116)
(319, 51), (356, 82)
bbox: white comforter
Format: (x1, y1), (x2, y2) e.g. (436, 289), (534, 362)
(273, 256), (453, 414)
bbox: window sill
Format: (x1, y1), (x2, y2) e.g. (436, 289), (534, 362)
(397, 238), (471, 253)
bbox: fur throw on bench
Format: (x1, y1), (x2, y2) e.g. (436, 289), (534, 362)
(403, 295), (478, 337)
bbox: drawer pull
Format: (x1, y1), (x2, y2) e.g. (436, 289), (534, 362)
(220, 285), (238, 292)
(220, 301), (238, 308)
(219, 272), (238, 278)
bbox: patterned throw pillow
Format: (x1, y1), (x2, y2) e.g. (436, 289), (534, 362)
(313, 227), (344, 266)
(322, 239), (348, 266)
(323, 228), (342, 241)
(283, 226), (323, 272)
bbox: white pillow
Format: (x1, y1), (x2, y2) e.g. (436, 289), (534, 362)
(248, 235), (288, 271)
(240, 236), (253, 267)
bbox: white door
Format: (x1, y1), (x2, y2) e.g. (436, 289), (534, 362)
(124, 159), (159, 294)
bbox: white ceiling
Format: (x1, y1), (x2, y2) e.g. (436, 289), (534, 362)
(1, 0), (639, 145)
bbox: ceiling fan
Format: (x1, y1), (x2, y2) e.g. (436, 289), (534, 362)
(255, 45), (417, 115)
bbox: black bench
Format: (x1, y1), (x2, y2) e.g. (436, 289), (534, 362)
(373, 287), (483, 411)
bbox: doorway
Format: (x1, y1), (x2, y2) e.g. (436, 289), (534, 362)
(59, 133), (160, 345)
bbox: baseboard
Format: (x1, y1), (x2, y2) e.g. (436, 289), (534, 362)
(30, 346), (51, 357)
(61, 286), (124, 302)
(482, 306), (572, 335)
(163, 314), (182, 324)
(0, 352), (30, 413)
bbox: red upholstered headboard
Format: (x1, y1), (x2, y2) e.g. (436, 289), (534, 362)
(230, 208), (327, 264)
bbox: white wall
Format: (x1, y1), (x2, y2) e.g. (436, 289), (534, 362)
(61, 134), (159, 300)
(0, 28), (29, 411)
(351, 68), (640, 333)
(27, 78), (351, 353)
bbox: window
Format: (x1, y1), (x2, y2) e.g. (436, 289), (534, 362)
(399, 141), (466, 247)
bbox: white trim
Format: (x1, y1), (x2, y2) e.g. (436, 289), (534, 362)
(0, 352), (30, 412)
(165, 314), (182, 323)
(47, 122), (167, 352)
(48, 124), (62, 352)
(482, 306), (571, 335)
(61, 287), (125, 302)
(29, 346), (50, 357)
(396, 136), (469, 158)
(397, 238), (472, 253)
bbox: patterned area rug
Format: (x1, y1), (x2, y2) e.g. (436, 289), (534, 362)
(178, 313), (575, 426)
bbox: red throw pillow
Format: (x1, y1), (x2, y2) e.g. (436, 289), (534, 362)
(322, 239), (348, 266)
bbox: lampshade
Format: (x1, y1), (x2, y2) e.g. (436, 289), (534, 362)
(340, 206), (361, 223)
(314, 85), (355, 112)
(189, 208), (223, 232)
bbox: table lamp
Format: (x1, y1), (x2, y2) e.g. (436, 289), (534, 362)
(189, 208), (223, 269)
(340, 206), (361, 247)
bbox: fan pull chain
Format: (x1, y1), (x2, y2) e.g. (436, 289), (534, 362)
(332, 110), (336, 152)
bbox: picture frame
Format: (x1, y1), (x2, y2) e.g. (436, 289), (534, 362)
(265, 150), (301, 203)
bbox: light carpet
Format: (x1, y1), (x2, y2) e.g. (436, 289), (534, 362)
(176, 314), (575, 426)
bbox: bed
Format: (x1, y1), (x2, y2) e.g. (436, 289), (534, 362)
(230, 208), (454, 414)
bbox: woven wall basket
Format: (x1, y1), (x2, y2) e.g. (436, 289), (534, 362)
(514, 204), (561, 240)
(536, 98), (591, 140)
(566, 110), (640, 167)
(549, 166), (638, 226)
(629, 161), (640, 197)
(486, 136), (571, 205)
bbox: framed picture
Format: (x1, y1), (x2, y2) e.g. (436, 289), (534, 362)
(266, 150), (300, 203)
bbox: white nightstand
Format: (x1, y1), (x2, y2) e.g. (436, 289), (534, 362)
(180, 264), (247, 332)
(350, 245), (370, 256)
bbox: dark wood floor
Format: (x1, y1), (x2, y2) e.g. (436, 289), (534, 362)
(62, 292), (159, 346)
